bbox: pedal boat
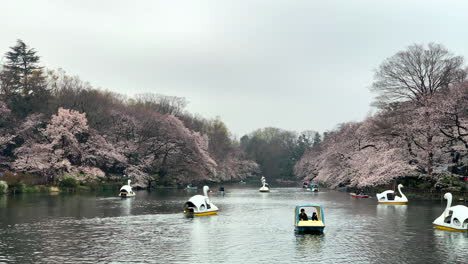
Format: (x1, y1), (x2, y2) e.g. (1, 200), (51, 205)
(308, 184), (319, 192)
(119, 180), (135, 198)
(183, 186), (219, 216)
(376, 184), (408, 205)
(185, 184), (198, 190)
(294, 205), (325, 233)
(433, 193), (468, 232)
(259, 176), (270, 192)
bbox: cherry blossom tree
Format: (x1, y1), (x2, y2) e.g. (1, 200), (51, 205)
(215, 151), (260, 181)
(103, 107), (221, 186)
(12, 108), (124, 183)
(436, 83), (468, 149)
(0, 100), (14, 161)
(295, 117), (416, 188)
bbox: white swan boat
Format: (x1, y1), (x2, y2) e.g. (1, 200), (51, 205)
(185, 184), (198, 190)
(259, 176), (270, 192)
(376, 184), (408, 205)
(119, 180), (136, 198)
(433, 193), (468, 232)
(184, 186), (219, 216)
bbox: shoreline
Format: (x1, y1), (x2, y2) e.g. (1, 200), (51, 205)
(0, 182), (466, 202)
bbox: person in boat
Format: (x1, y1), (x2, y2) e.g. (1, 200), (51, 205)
(299, 208), (308, 221)
(311, 212), (319, 221)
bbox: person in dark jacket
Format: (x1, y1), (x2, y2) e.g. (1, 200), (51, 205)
(299, 208), (308, 221)
(311, 212), (319, 221)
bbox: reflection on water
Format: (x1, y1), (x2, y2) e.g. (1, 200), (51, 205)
(0, 187), (467, 263)
(120, 197), (133, 216)
(433, 228), (468, 263)
(0, 195), (7, 208)
(295, 233), (324, 255)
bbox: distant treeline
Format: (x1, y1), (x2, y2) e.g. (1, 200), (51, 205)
(296, 43), (468, 191)
(241, 128), (320, 182)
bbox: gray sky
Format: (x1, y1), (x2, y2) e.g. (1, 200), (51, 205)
(2, 0), (468, 137)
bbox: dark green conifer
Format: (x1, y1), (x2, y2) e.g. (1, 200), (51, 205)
(1, 39), (50, 117)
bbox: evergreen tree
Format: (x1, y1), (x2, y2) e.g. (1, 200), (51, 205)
(312, 132), (321, 148)
(0, 39), (50, 117)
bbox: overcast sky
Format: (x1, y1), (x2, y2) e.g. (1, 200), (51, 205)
(2, 0), (468, 137)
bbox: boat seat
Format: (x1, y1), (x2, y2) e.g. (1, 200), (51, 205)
(297, 220), (325, 227)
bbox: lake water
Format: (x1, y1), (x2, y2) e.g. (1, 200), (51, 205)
(0, 186), (467, 263)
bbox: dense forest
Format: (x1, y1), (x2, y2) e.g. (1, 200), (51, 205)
(240, 128), (320, 181)
(295, 43), (468, 190)
(0, 40), (315, 189)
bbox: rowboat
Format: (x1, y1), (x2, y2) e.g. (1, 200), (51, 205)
(350, 193), (369, 198)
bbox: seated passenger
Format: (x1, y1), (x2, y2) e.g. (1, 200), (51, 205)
(311, 212), (319, 221)
(299, 208), (308, 221)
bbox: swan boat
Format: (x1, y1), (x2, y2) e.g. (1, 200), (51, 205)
(183, 186), (219, 216)
(185, 184), (198, 190)
(259, 176), (270, 192)
(433, 193), (468, 232)
(294, 205), (326, 233)
(376, 184), (408, 205)
(119, 180), (136, 197)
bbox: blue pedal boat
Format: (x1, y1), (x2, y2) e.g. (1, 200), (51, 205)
(294, 205), (325, 233)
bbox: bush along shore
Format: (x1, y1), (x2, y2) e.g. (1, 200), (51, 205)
(0, 171), (127, 195)
(0, 171), (254, 195)
(343, 176), (468, 201)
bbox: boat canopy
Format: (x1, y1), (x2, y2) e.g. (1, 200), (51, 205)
(120, 185), (132, 193)
(295, 205), (325, 223)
